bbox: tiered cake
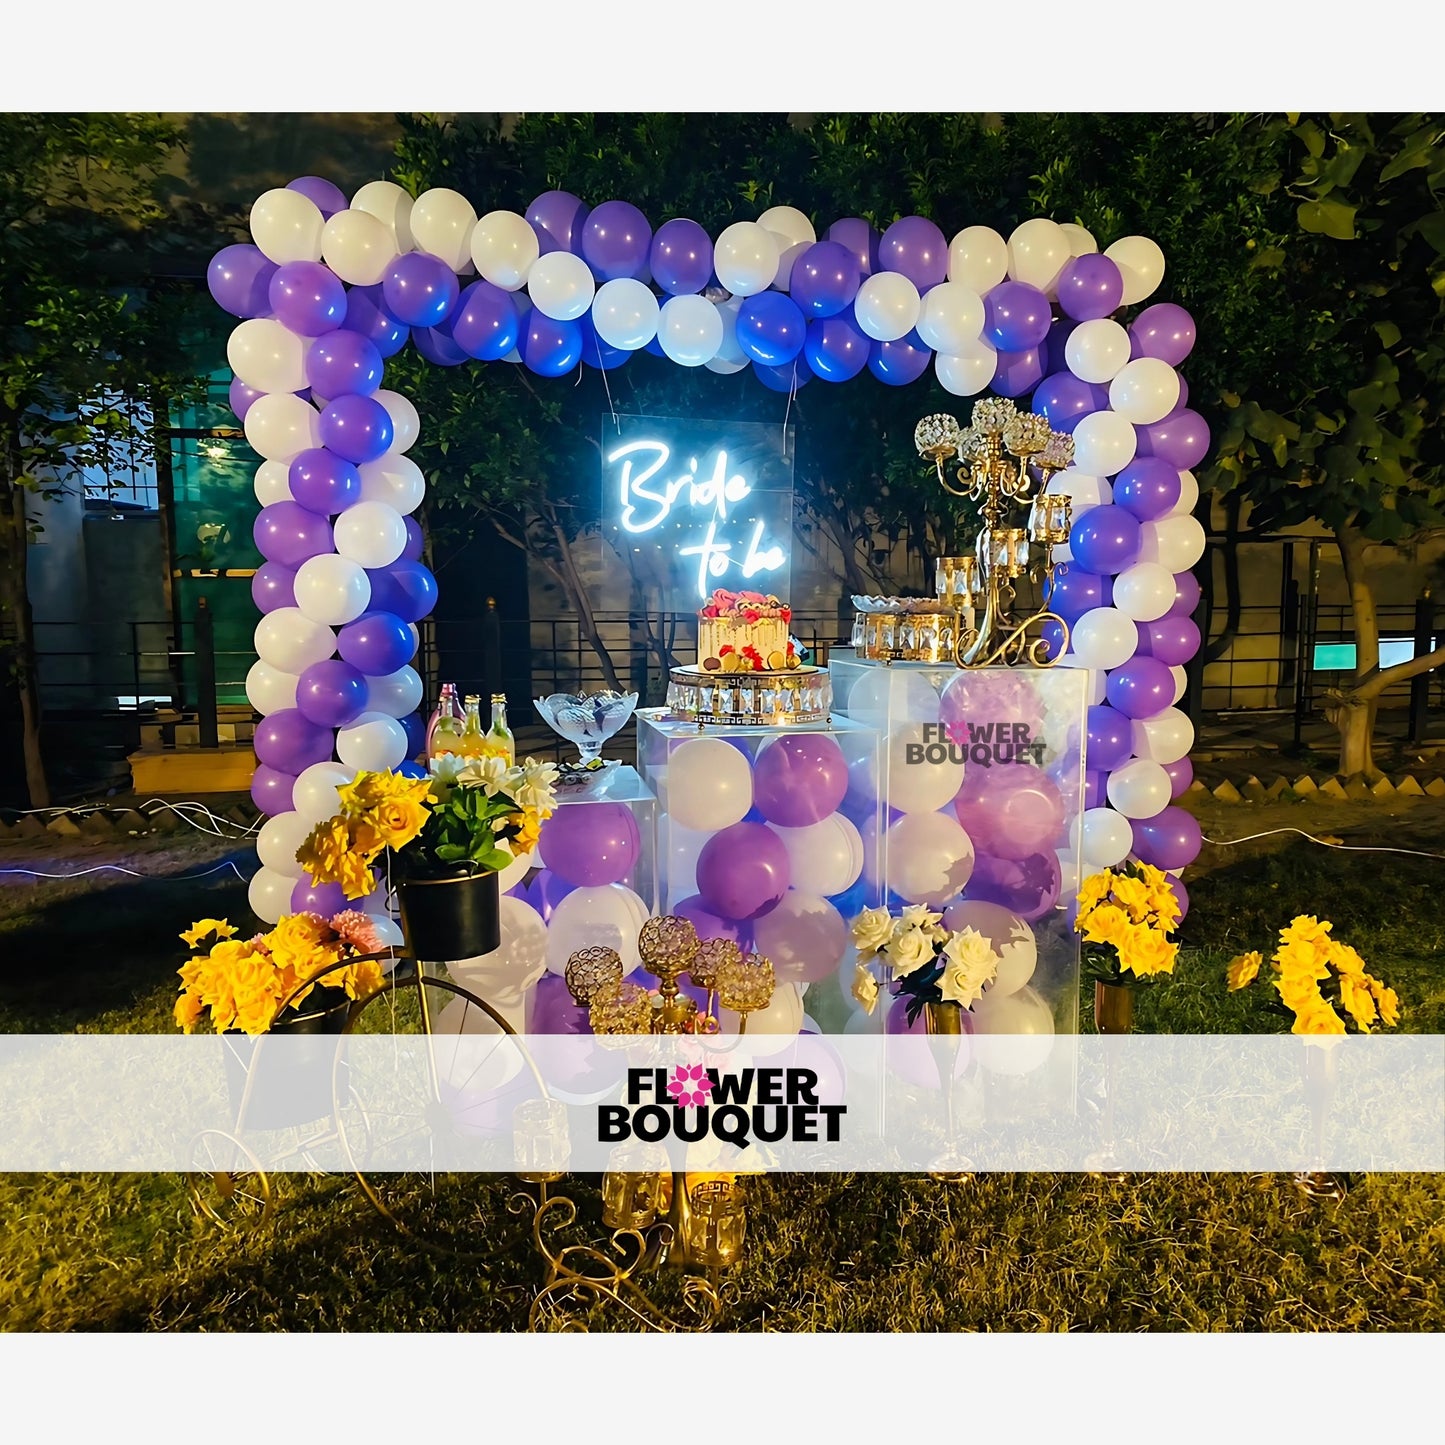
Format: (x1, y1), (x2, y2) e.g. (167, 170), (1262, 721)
(697, 589), (800, 673)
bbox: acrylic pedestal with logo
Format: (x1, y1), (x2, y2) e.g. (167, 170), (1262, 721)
(828, 650), (1087, 1140)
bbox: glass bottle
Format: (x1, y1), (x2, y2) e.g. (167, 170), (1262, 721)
(425, 683), (464, 761)
(486, 692), (515, 765)
(459, 694), (485, 759)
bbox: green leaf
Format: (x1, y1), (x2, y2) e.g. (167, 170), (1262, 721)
(1298, 199), (1358, 239)
(1412, 211), (1445, 256)
(1296, 120), (1326, 158)
(1374, 320), (1402, 348)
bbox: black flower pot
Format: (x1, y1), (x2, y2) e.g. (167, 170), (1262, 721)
(223, 991), (350, 1131)
(396, 869), (501, 960)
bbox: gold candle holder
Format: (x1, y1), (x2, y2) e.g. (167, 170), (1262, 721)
(513, 1097), (570, 1183)
(589, 981), (655, 1039)
(564, 945), (624, 1008)
(683, 1179), (747, 1269)
(689, 937), (740, 1034)
(600, 1142), (674, 1231)
(1030, 493), (1073, 545)
(936, 555), (977, 608)
(717, 951), (775, 1034)
(638, 915), (702, 1034)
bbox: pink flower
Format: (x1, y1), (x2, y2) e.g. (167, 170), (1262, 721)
(330, 910), (383, 955)
(666, 1063), (710, 1109)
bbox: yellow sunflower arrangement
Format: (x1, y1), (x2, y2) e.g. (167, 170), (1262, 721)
(1074, 861), (1182, 984)
(296, 768), (435, 900)
(175, 912), (387, 1035)
(1225, 915), (1400, 1036)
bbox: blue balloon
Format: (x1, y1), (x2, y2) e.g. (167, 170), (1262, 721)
(343, 285), (409, 358)
(803, 308), (869, 382)
(578, 312), (632, 370)
(790, 241), (861, 319)
(397, 758), (428, 779)
(365, 559), (438, 623)
(382, 253), (459, 329)
(867, 330), (932, 386)
(398, 713), (427, 762)
(413, 325), (469, 366)
(521, 312), (583, 376)
(451, 280), (520, 361)
(753, 358), (812, 393)
(736, 292), (807, 367)
(1034, 371), (1109, 435)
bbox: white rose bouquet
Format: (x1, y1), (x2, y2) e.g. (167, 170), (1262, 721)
(850, 904), (1001, 1025)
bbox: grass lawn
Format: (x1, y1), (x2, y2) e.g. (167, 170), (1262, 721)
(1, 798), (1443, 1331)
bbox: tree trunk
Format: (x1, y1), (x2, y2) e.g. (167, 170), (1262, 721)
(1331, 522), (1380, 779)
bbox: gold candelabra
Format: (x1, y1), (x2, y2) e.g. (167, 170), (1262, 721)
(915, 397), (1075, 668)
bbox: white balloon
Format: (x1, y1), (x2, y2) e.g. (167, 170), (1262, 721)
(256, 810), (314, 878)
(1170, 664), (1188, 705)
(657, 294), (723, 367)
(253, 458), (293, 507)
(665, 736), (753, 831)
(1060, 223), (1098, 257)
(336, 711), (408, 771)
(358, 453), (425, 515)
(527, 250), (596, 321)
(1081, 808), (1133, 869)
(366, 914), (405, 950)
(293, 553), (372, 627)
(936, 339), (998, 396)
(841, 665), (940, 729)
(1065, 318), (1132, 384)
(1070, 608), (1139, 670)
(1007, 217), (1070, 292)
(1104, 235), (1166, 306)
(706, 296), (749, 373)
(1046, 467), (1110, 513)
(916, 281), (985, 353)
(869, 724), (965, 814)
(854, 272), (921, 342)
(247, 866), (296, 926)
(375, 390), (420, 453)
(244, 392), (321, 463)
(1055, 654), (1107, 706)
(493, 840), (535, 897)
(254, 608), (335, 673)
(1137, 515), (1206, 572)
(720, 980), (804, 1044)
(948, 226), (1008, 292)
(334, 500), (406, 569)
(471, 210), (538, 291)
(250, 188), (324, 264)
(773, 815), (864, 897)
(592, 277), (660, 350)
(713, 221), (779, 298)
(758, 205), (815, 290)
(545, 884), (647, 975)
(1109, 357), (1181, 425)
(753, 892), (847, 980)
(451, 897), (549, 993)
(971, 984), (1054, 1076)
(1173, 469), (1200, 516)
(1071, 411), (1138, 476)
(884, 812), (975, 907)
(1106, 758), (1172, 820)
(1131, 707), (1194, 765)
(320, 209), (396, 287)
(409, 187), (477, 272)
(292, 760), (356, 824)
(366, 665), (424, 719)
(352, 180), (415, 252)
(1112, 562), (1177, 623)
(228, 318), (309, 394)
(245, 659), (299, 715)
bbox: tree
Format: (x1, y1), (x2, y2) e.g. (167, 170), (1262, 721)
(1, 114), (207, 806)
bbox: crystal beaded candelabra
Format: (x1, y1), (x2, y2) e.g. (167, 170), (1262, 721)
(915, 398), (1075, 668)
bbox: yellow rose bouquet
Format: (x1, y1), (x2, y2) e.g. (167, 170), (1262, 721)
(849, 904), (1001, 1026)
(1074, 861), (1181, 986)
(1225, 916), (1400, 1035)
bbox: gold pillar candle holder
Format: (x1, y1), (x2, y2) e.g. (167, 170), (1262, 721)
(513, 1097), (571, 1183)
(936, 555), (978, 608)
(1030, 493), (1073, 545)
(683, 1179), (747, 1270)
(601, 1142), (675, 1231)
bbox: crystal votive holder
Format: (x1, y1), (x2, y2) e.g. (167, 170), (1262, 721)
(513, 1097), (570, 1182)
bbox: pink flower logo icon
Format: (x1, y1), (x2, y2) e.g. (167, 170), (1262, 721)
(667, 1063), (710, 1109)
(944, 719), (970, 747)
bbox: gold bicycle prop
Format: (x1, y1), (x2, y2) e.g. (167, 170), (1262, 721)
(915, 398), (1075, 669)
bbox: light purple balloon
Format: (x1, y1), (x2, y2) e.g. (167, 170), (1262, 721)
(229, 377), (264, 422)
(208, 244), (277, 319)
(526, 190), (592, 256)
(401, 515), (425, 561)
(295, 659), (369, 729)
(1136, 615), (1201, 667)
(536, 803), (641, 888)
(254, 707), (335, 773)
(1131, 807), (1202, 872)
(877, 215), (948, 290)
(304, 330), (383, 399)
(1084, 769), (1105, 811)
(1112, 458), (1182, 521)
(673, 893), (751, 949)
(1056, 254), (1125, 321)
(253, 501), (334, 568)
(250, 764), (296, 816)
(268, 261), (347, 336)
(1129, 302), (1197, 366)
(1105, 656), (1176, 719)
(1135, 409), (1210, 470)
(286, 175), (347, 219)
(413, 325), (470, 367)
(251, 561), (297, 612)
(984, 281), (1053, 351)
(954, 763), (1066, 860)
(581, 200), (652, 282)
(963, 850), (1061, 922)
(337, 610), (415, 677)
(291, 877), (351, 916)
(1164, 756), (1194, 800)
(696, 822), (791, 921)
(752, 734), (849, 828)
(825, 217), (881, 279)
(649, 218), (713, 296)
(992, 345), (1045, 398)
(1087, 704), (1135, 772)
(344, 285), (410, 358)
(1171, 571), (1202, 616)
(939, 670), (1046, 750)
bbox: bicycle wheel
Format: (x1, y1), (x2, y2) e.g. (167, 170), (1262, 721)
(187, 1130), (274, 1232)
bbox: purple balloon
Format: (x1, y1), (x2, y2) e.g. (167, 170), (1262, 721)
(1044, 317), (1078, 376)
(1131, 807), (1202, 872)
(253, 501), (333, 568)
(318, 394), (393, 464)
(1052, 563), (1112, 621)
(1136, 409), (1210, 471)
(804, 308), (870, 382)
(450, 279), (520, 360)
(1136, 615), (1201, 667)
(337, 610), (415, 676)
(251, 561), (297, 613)
(649, 218), (713, 296)
(250, 764), (296, 817)
(365, 559), (437, 623)
(696, 822), (791, 921)
(537, 803), (641, 888)
(401, 515), (425, 561)
(521, 311), (583, 377)
(1056, 254), (1125, 321)
(530, 971), (591, 1035)
(752, 734), (849, 828)
(1113, 458), (1182, 521)
(1069, 505), (1141, 575)
(518, 868), (576, 924)
(753, 358), (812, 393)
(1033, 372), (1108, 434)
(673, 893), (751, 949)
(286, 175), (347, 219)
(526, 190), (591, 256)
(1164, 756), (1194, 801)
(208, 244), (277, 319)
(1084, 769), (1105, 811)
(736, 292), (807, 367)
(825, 218), (881, 280)
(1168, 373), (1191, 415)
(1086, 704), (1136, 772)
(964, 850), (1061, 922)
(291, 877), (350, 916)
(790, 240), (862, 319)
(1129, 302), (1197, 366)
(877, 216), (948, 291)
(344, 284), (410, 358)
(295, 659), (369, 729)
(382, 252), (459, 329)
(287, 448), (361, 515)
(868, 331), (933, 386)
(268, 261), (346, 336)
(1041, 616), (1068, 661)
(1106, 656), (1176, 720)
(1169, 873), (1190, 920)
(984, 281), (1053, 351)
(1171, 570), (1202, 617)
(254, 707), (335, 773)
(992, 346), (1045, 398)
(938, 669), (1046, 748)
(304, 330), (383, 398)
(581, 200), (652, 282)
(955, 762), (1066, 860)
(413, 325), (470, 366)
(228, 376), (264, 422)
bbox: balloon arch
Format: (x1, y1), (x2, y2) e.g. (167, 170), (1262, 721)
(211, 177), (1206, 926)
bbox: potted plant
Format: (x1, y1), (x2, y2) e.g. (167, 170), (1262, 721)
(296, 756), (558, 959)
(1074, 861), (1182, 1034)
